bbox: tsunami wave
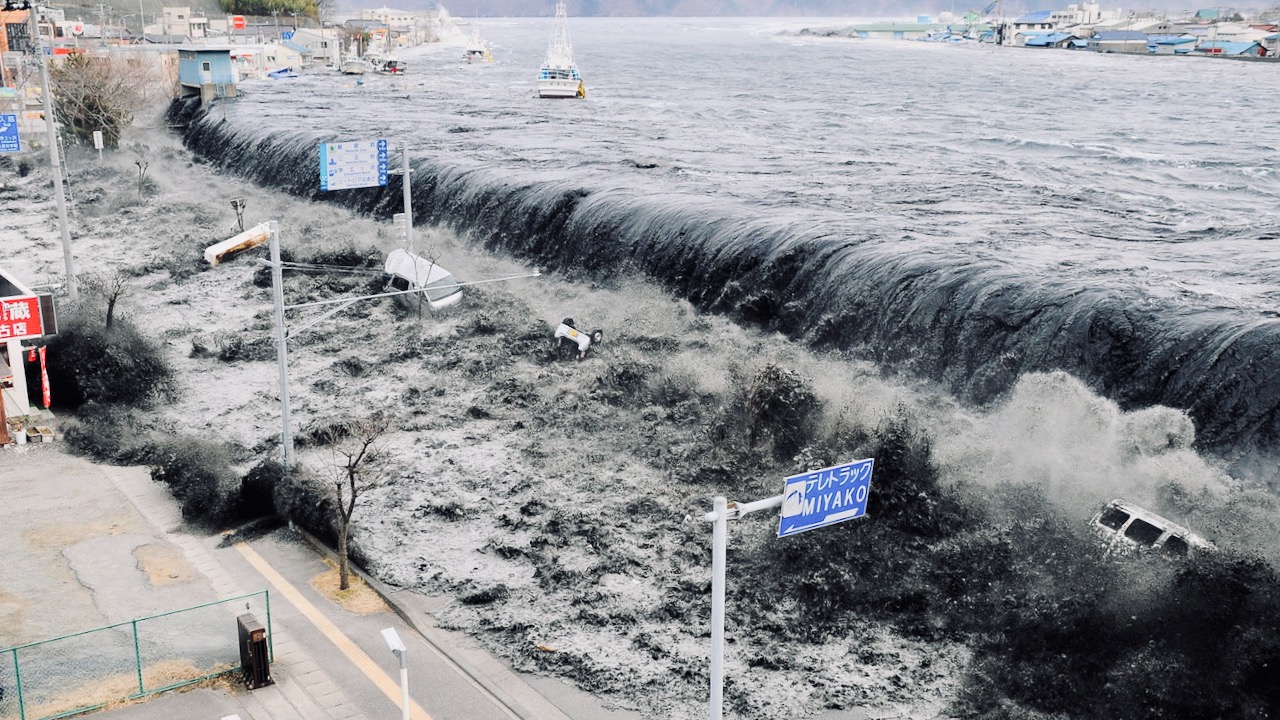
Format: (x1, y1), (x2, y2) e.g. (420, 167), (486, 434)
(169, 98), (1280, 473)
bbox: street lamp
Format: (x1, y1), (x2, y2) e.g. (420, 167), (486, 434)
(380, 627), (409, 720)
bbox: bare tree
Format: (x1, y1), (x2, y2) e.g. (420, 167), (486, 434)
(49, 51), (165, 149)
(314, 414), (395, 590)
(80, 269), (131, 330)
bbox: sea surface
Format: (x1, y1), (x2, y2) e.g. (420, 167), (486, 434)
(177, 17), (1280, 474)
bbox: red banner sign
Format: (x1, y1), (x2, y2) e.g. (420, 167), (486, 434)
(39, 346), (49, 408)
(0, 295), (42, 341)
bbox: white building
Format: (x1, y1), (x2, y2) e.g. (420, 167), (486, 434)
(160, 7), (208, 38)
(290, 26), (341, 66)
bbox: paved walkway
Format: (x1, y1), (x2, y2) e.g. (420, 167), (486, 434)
(0, 444), (641, 720)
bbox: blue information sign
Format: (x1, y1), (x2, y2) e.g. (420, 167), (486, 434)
(0, 114), (20, 154)
(777, 458), (873, 538)
(318, 138), (389, 191)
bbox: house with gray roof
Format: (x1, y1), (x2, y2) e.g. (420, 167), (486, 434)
(1089, 29), (1147, 53)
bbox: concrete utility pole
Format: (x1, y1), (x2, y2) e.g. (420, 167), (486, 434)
(268, 221), (294, 468)
(30, 3), (77, 301)
(401, 143), (413, 253)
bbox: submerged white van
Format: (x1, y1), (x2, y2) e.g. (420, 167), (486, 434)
(383, 249), (463, 312)
(1090, 499), (1214, 558)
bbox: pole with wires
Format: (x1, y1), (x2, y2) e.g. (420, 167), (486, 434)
(401, 142), (413, 253)
(28, 2), (77, 301)
(267, 221), (294, 468)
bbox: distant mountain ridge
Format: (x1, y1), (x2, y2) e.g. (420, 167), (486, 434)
(344, 1), (948, 17)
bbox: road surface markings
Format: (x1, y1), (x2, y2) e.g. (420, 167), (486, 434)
(234, 542), (433, 720)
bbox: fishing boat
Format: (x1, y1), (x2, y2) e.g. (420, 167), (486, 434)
(378, 58), (406, 74)
(536, 2), (584, 99)
(463, 29), (492, 63)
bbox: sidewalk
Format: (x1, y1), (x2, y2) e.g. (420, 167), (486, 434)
(0, 446), (641, 720)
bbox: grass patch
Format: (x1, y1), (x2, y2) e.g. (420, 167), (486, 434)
(308, 558), (390, 615)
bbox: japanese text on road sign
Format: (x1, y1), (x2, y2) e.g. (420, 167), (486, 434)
(778, 458), (873, 537)
(0, 114), (21, 154)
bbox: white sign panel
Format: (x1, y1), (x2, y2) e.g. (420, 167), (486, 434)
(318, 138), (389, 191)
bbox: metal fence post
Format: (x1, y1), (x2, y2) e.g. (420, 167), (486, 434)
(132, 619), (144, 694)
(13, 647), (24, 720)
(265, 590), (274, 663)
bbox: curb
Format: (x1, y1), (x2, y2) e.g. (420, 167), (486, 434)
(287, 525), (543, 720)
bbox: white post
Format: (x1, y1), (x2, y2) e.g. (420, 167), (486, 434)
(709, 495), (727, 720)
(268, 221), (293, 468)
(703, 493), (781, 720)
(31, 5), (77, 301)
(401, 143), (413, 253)
(398, 651), (410, 720)
(382, 628), (410, 720)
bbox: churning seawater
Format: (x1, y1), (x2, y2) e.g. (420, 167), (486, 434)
(174, 17), (1280, 475)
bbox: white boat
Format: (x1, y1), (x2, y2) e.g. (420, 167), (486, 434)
(537, 2), (584, 99)
(341, 58), (372, 75)
(463, 29), (492, 63)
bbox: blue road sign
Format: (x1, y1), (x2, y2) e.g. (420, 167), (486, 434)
(777, 458), (873, 538)
(0, 114), (20, 154)
(318, 138), (388, 191)
(281, 30), (294, 40)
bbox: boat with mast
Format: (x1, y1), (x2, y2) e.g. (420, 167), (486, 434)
(464, 28), (492, 62)
(536, 2), (584, 98)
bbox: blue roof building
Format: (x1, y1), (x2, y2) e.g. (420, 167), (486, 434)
(178, 48), (238, 104)
(1147, 34), (1197, 54)
(1196, 40), (1264, 56)
(1024, 31), (1078, 47)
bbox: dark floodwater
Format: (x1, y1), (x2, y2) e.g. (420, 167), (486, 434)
(174, 17), (1280, 471)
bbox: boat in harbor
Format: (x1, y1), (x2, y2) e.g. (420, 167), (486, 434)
(378, 58), (406, 74)
(463, 29), (492, 63)
(536, 2), (584, 98)
(341, 58), (372, 75)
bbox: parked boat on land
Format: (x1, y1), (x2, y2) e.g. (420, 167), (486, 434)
(537, 2), (584, 98)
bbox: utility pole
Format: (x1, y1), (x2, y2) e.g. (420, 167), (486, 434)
(30, 3), (77, 301)
(401, 143), (413, 253)
(267, 221), (294, 468)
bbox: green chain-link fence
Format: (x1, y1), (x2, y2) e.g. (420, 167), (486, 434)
(0, 590), (271, 720)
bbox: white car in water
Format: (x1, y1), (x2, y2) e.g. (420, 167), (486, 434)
(553, 317), (602, 360)
(383, 249), (463, 312)
(1090, 499), (1214, 558)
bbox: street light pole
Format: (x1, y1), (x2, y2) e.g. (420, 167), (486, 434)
(29, 3), (77, 301)
(380, 628), (410, 720)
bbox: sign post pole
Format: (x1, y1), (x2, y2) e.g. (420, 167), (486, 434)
(267, 221), (294, 468)
(703, 494), (783, 720)
(703, 458), (874, 720)
(708, 495), (726, 720)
